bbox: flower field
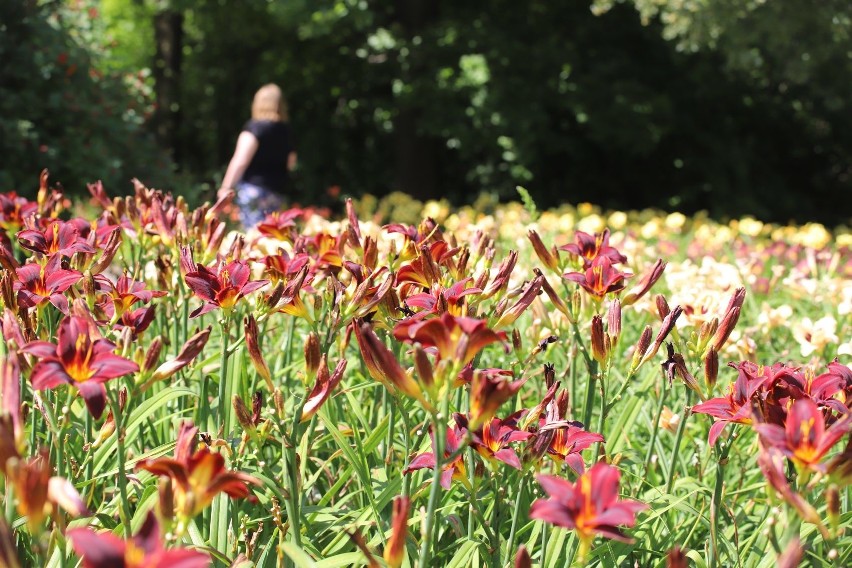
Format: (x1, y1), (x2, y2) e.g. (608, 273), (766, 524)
(0, 173), (850, 567)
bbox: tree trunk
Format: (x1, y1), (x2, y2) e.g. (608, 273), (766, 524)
(153, 9), (183, 164)
(392, 0), (440, 201)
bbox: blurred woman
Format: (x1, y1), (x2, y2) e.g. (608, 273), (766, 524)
(218, 84), (297, 227)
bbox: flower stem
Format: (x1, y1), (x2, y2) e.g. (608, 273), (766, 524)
(107, 387), (131, 535)
(418, 390), (450, 567)
(665, 390), (693, 494)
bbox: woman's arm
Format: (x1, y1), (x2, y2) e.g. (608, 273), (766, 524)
(287, 151), (298, 172)
(218, 131), (259, 197)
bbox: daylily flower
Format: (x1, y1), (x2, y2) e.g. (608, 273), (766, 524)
(493, 274), (544, 329)
(383, 496), (410, 568)
(256, 209), (303, 241)
(22, 314), (138, 418)
(403, 424), (469, 489)
(393, 312), (507, 367)
(17, 219), (95, 258)
(469, 369), (525, 429)
(559, 229), (627, 267)
(0, 192), (38, 232)
(68, 510), (210, 568)
(622, 259), (666, 306)
(457, 413), (532, 470)
(544, 420), (604, 474)
(757, 447), (828, 538)
(692, 361), (766, 446)
(184, 259), (268, 318)
(754, 397), (851, 472)
(563, 256), (631, 299)
(530, 463), (646, 556)
(136, 421), (260, 525)
(14, 255), (82, 313)
(94, 274), (166, 319)
(6, 449), (89, 532)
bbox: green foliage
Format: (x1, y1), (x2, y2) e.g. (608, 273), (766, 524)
(0, 1), (172, 197)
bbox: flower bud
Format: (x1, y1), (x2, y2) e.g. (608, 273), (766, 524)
(512, 328), (522, 353)
(704, 349), (719, 388)
(158, 477), (175, 521)
(414, 345), (434, 389)
(631, 325), (653, 372)
(304, 332), (321, 383)
(543, 363), (556, 389)
(142, 336), (163, 375)
(607, 299), (621, 345)
(528, 230), (559, 274)
(233, 395), (255, 431)
(591, 315), (608, 365)
(655, 294), (670, 320)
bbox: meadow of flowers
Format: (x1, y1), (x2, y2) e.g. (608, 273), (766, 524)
(0, 171), (850, 567)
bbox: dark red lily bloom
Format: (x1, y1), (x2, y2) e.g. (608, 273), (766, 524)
(94, 274), (166, 319)
(494, 274), (544, 329)
(0, 192), (38, 232)
(393, 312), (507, 367)
(404, 278), (481, 317)
(559, 229), (627, 267)
(622, 259), (666, 306)
(757, 447), (828, 537)
(692, 361), (766, 446)
(354, 321), (428, 403)
(17, 219), (95, 258)
(256, 209), (303, 241)
(22, 314), (138, 419)
(457, 413), (532, 470)
(563, 256), (631, 299)
(14, 255), (82, 313)
(403, 424), (469, 489)
(136, 421), (260, 523)
(530, 463), (646, 550)
(469, 368), (525, 429)
(69, 510), (210, 568)
(184, 259), (268, 318)
(754, 398), (851, 472)
(544, 421), (604, 474)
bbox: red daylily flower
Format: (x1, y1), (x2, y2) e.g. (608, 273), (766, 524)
(469, 368), (525, 429)
(22, 314), (138, 419)
(14, 255), (82, 313)
(559, 229), (627, 267)
(404, 424), (469, 489)
(544, 420), (604, 474)
(393, 312), (507, 367)
(404, 278), (481, 317)
(17, 219), (95, 258)
(6, 448), (89, 532)
(256, 209), (303, 241)
(563, 256), (631, 299)
(95, 274), (166, 319)
(754, 398), (851, 472)
(457, 413), (532, 470)
(530, 463), (646, 547)
(692, 361), (768, 446)
(136, 421), (260, 522)
(0, 192), (38, 232)
(184, 259), (268, 318)
(69, 510), (210, 568)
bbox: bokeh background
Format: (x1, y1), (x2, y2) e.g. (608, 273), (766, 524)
(3, 0), (851, 225)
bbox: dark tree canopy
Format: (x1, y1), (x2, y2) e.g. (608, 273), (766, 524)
(2, 0), (850, 225)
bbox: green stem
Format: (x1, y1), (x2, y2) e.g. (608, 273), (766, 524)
(418, 391), (451, 567)
(505, 475), (526, 564)
(108, 388), (131, 535)
(210, 317), (232, 552)
(709, 437), (733, 568)
(643, 371), (668, 477)
(665, 390), (693, 494)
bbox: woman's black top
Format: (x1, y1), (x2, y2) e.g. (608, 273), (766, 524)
(240, 119), (294, 194)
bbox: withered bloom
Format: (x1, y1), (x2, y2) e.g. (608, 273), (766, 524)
(494, 274), (544, 329)
(301, 355), (347, 422)
(354, 321), (427, 404)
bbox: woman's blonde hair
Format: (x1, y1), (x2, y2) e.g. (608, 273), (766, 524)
(251, 84), (289, 122)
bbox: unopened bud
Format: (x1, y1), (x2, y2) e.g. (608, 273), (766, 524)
(655, 295), (670, 320)
(273, 388), (285, 420)
(826, 485), (840, 524)
(543, 363), (556, 388)
(704, 349), (719, 388)
(414, 345), (434, 389)
(528, 230), (559, 273)
(591, 315), (608, 365)
(304, 332), (321, 380)
(512, 329), (522, 353)
(142, 336), (163, 374)
(607, 299), (621, 344)
(158, 477), (175, 520)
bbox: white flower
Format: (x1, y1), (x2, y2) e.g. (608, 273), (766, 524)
(793, 316), (839, 357)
